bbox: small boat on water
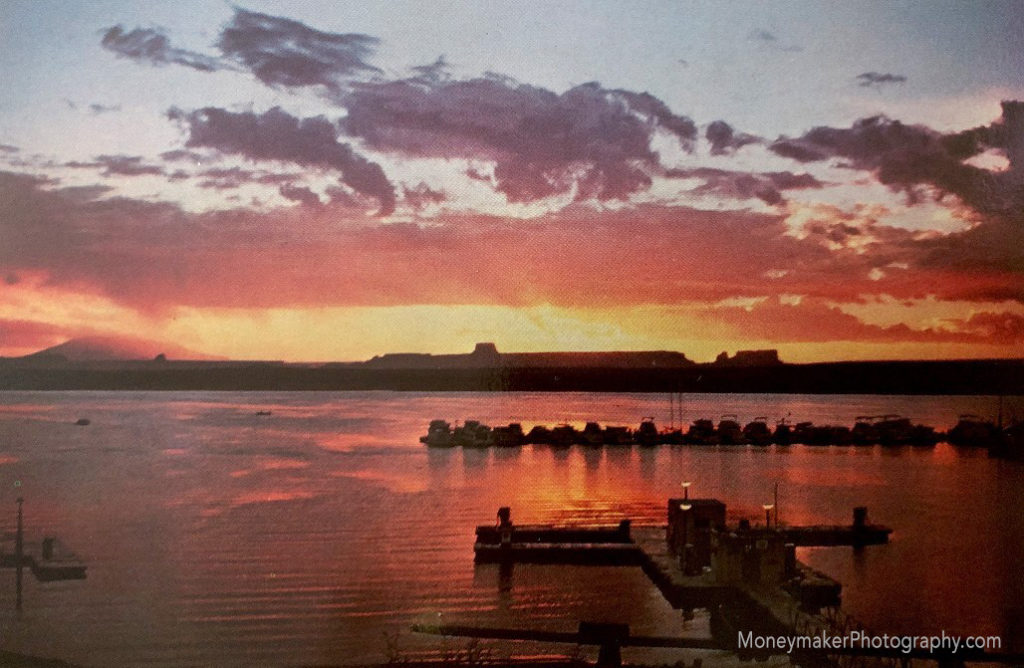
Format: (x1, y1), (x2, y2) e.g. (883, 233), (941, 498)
(526, 425), (552, 444)
(743, 417), (773, 446)
(453, 420), (494, 448)
(549, 423), (577, 447)
(492, 423), (524, 447)
(685, 418), (718, 445)
(852, 416), (880, 445)
(874, 415), (938, 446)
(581, 422), (604, 446)
(635, 418), (659, 446)
(420, 419), (454, 447)
(717, 414), (745, 445)
(773, 418), (792, 445)
(947, 414), (1001, 447)
(603, 425), (633, 445)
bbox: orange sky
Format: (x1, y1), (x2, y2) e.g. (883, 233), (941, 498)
(1, 5), (1023, 362)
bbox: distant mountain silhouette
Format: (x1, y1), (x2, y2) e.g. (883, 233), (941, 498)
(22, 336), (220, 361)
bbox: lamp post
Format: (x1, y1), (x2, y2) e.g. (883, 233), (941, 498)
(679, 502), (692, 574)
(680, 481), (691, 500)
(763, 503), (775, 530)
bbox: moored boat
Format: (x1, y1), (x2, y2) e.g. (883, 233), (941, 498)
(686, 418), (718, 444)
(635, 418), (659, 446)
(420, 419), (454, 447)
(742, 417), (773, 446)
(948, 414), (1001, 447)
(492, 423), (524, 447)
(717, 414), (745, 445)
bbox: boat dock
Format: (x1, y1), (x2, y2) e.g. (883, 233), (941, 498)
(0, 534), (87, 582)
(1, 498), (87, 616)
(444, 502), (1024, 666)
(473, 502), (893, 644)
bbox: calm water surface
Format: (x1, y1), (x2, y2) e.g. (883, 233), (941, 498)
(0, 391), (1020, 666)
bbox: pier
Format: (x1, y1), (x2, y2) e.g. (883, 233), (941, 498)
(460, 503), (1024, 667)
(472, 501), (884, 662)
(0, 498), (87, 613)
(473, 502), (887, 613)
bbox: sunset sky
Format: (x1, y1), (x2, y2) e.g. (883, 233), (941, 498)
(1, 1), (1023, 362)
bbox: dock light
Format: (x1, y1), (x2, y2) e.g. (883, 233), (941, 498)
(763, 503), (775, 528)
(679, 502), (692, 511)
(681, 481), (691, 500)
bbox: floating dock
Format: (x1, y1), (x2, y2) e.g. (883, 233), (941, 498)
(0, 534), (87, 581)
(450, 503), (1024, 665)
(473, 502), (893, 642)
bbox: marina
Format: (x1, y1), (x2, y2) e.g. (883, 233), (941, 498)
(421, 413), (1022, 453)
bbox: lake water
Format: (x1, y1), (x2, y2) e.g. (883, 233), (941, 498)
(0, 391), (1020, 666)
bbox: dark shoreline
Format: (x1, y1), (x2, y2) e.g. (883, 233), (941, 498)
(2, 358), (1023, 395)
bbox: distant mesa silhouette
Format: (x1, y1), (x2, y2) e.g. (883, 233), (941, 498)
(714, 349), (782, 367)
(363, 342), (698, 369)
(22, 336), (221, 362)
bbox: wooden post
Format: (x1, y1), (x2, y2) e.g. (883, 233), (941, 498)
(774, 482), (779, 529)
(15, 497), (24, 611)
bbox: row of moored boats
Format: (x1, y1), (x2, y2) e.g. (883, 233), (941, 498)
(421, 414), (1022, 452)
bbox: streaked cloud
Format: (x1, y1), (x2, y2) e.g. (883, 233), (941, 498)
(168, 106), (395, 214)
(217, 8), (381, 92)
(856, 72), (907, 88)
(342, 77), (696, 202)
(101, 25), (223, 72)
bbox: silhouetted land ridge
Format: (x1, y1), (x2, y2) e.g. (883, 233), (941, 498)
(2, 342), (1022, 394)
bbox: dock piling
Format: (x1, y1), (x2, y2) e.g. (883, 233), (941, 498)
(15, 497), (23, 611)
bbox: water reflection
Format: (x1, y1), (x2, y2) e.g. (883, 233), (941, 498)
(0, 390), (1019, 666)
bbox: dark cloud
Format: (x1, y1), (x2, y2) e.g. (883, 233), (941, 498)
(666, 167), (821, 205)
(169, 106), (395, 214)
(465, 167), (492, 183)
(216, 8), (380, 92)
(747, 28), (802, 52)
(769, 102), (1024, 219)
(701, 297), (1024, 345)
(4, 273), (19, 285)
(408, 55), (450, 84)
(66, 155), (164, 177)
(279, 183), (321, 206)
(195, 166), (304, 190)
(101, 12), (697, 204)
(89, 103), (122, 114)
(324, 186), (361, 207)
(856, 72), (907, 88)
(342, 77), (696, 202)
(95, 155), (164, 177)
(706, 120), (759, 155)
(101, 25), (223, 72)
(0, 144), (20, 153)
(402, 183), (446, 210)
(160, 149), (206, 163)
(749, 29), (778, 42)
